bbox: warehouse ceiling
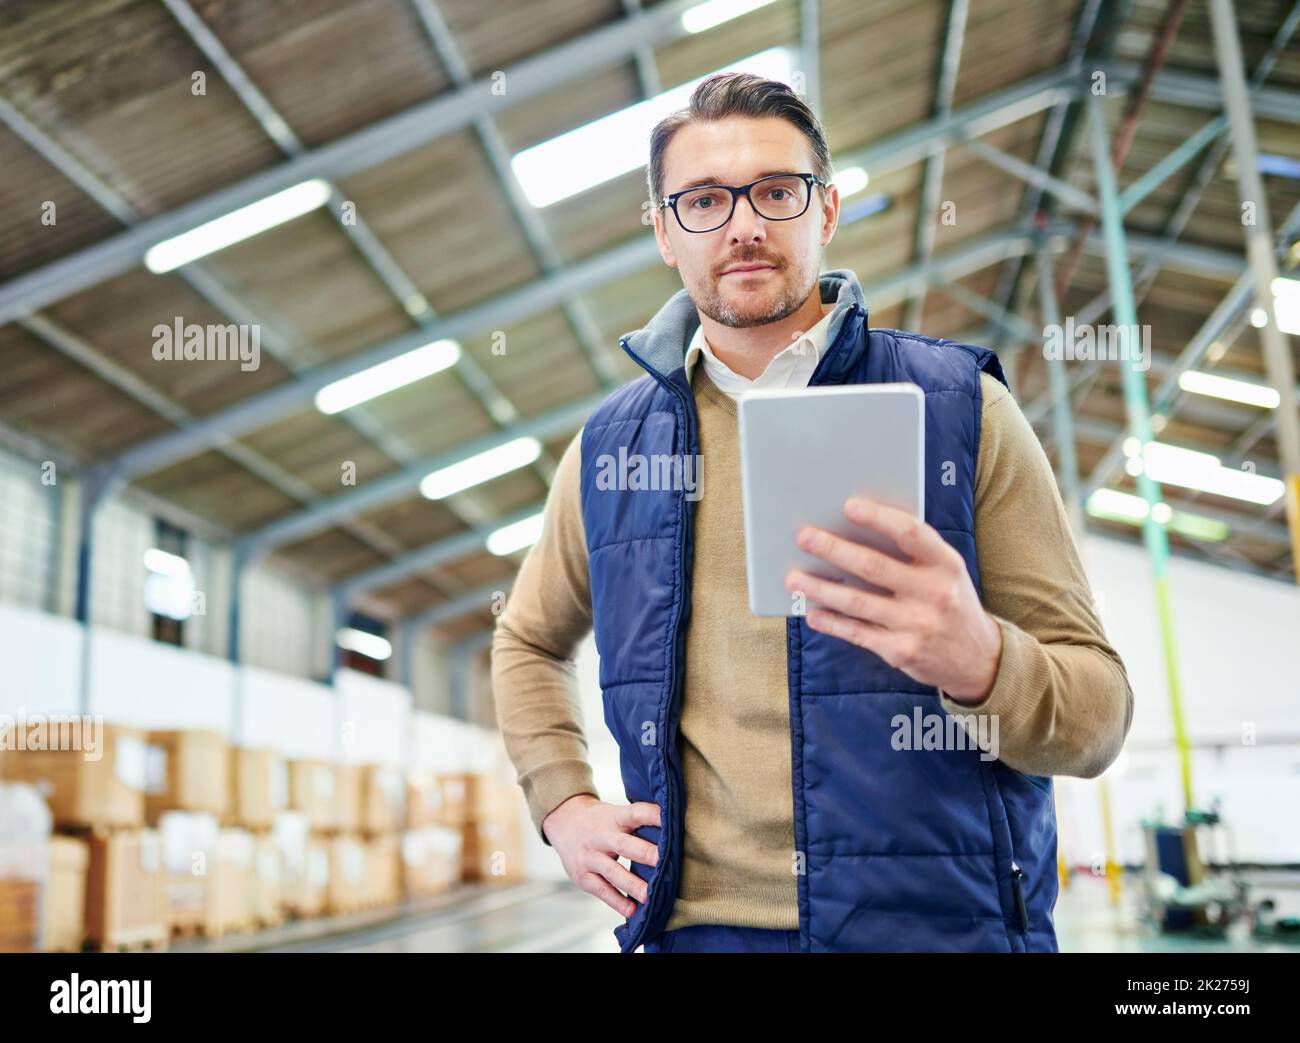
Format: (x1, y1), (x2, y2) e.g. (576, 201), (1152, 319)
(0, 0), (1298, 646)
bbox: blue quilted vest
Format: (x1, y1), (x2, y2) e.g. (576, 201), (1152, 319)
(579, 268), (1059, 953)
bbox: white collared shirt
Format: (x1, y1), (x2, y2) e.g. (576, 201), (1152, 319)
(684, 302), (837, 399)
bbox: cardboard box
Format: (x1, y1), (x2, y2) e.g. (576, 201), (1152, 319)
(461, 817), (525, 884)
(433, 773), (522, 825)
(251, 835), (283, 928)
(326, 835), (366, 915)
(362, 765), (404, 836)
(434, 773), (472, 826)
(405, 772), (442, 830)
(158, 811), (219, 935)
(475, 776), (524, 822)
(211, 830), (254, 934)
(336, 764), (364, 835)
(42, 836), (88, 952)
(229, 748), (288, 831)
(371, 832), (400, 905)
(84, 830), (167, 950)
(1, 723), (145, 830)
(401, 826), (462, 899)
(299, 839), (330, 918)
(0, 878), (40, 952)
(0, 779), (52, 952)
(145, 730), (229, 821)
(287, 760), (337, 832)
(275, 813), (327, 918)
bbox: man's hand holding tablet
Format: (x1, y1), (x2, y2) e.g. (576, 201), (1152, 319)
(785, 495), (1003, 704)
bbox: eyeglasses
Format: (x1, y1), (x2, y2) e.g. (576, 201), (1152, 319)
(659, 172), (825, 233)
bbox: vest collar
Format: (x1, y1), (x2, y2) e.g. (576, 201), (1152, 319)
(620, 268), (868, 385)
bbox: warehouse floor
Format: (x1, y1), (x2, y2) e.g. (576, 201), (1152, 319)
(169, 872), (1300, 953)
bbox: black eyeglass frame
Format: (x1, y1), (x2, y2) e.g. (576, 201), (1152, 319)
(657, 172), (827, 233)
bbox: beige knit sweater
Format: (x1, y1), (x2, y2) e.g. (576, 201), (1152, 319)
(491, 360), (1134, 931)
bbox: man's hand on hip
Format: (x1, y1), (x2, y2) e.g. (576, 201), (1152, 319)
(542, 794), (661, 918)
(784, 495), (1002, 703)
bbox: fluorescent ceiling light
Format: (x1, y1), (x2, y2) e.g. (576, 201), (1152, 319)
(1087, 488), (1148, 522)
(832, 167), (870, 198)
(335, 627), (392, 661)
(1139, 441), (1284, 506)
(315, 338), (461, 414)
(681, 0), (779, 33)
(144, 179), (332, 273)
(486, 513), (544, 556)
(1085, 489), (1229, 542)
(511, 46), (792, 208)
(1167, 511), (1231, 542)
(1178, 370), (1279, 409)
(420, 437), (542, 499)
(840, 192), (891, 226)
(1258, 154), (1300, 179)
(1273, 276), (1300, 336)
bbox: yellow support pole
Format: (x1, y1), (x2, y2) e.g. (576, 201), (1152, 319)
(1286, 473), (1300, 586)
(1154, 577), (1194, 810)
(1099, 777), (1123, 907)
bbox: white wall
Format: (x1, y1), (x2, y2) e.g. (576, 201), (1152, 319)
(336, 669), (410, 768)
(1086, 534), (1300, 745)
(0, 601), (82, 716)
(86, 627), (233, 733)
(238, 665), (336, 759)
(1064, 533), (1300, 865)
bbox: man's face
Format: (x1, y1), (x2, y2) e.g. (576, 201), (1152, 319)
(653, 116), (839, 328)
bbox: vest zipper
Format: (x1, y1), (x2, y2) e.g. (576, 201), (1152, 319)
(617, 336), (694, 952)
(1010, 860), (1029, 938)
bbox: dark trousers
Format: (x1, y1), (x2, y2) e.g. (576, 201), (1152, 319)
(642, 924), (801, 953)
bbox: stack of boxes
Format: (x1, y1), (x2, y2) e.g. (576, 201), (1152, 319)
(401, 770), (462, 898)
(44, 836), (89, 951)
(284, 759), (404, 916)
(148, 730), (281, 940)
(283, 759), (337, 917)
(147, 729), (252, 940)
(318, 763), (404, 915)
(228, 746), (289, 929)
(1, 722), (164, 951)
(2, 719), (530, 950)
(0, 780), (53, 952)
(439, 772), (528, 885)
(359, 765), (403, 910)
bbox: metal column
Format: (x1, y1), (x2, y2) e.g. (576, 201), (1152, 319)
(1034, 248), (1085, 539)
(1208, 0), (1300, 583)
(1087, 92), (1194, 811)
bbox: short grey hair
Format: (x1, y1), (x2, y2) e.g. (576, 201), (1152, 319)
(647, 71), (833, 206)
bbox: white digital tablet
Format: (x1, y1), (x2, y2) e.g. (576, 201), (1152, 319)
(736, 383), (925, 617)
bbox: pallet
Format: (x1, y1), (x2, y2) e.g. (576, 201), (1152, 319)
(59, 822), (146, 839)
(170, 918), (221, 941)
(170, 916), (257, 940)
(89, 930), (169, 953)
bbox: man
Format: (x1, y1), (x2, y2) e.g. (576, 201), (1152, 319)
(491, 72), (1133, 953)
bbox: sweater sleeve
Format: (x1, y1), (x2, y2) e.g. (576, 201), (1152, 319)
(490, 428), (599, 843)
(936, 371), (1135, 779)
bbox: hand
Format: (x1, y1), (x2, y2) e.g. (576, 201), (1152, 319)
(542, 793), (661, 918)
(784, 495), (1002, 703)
